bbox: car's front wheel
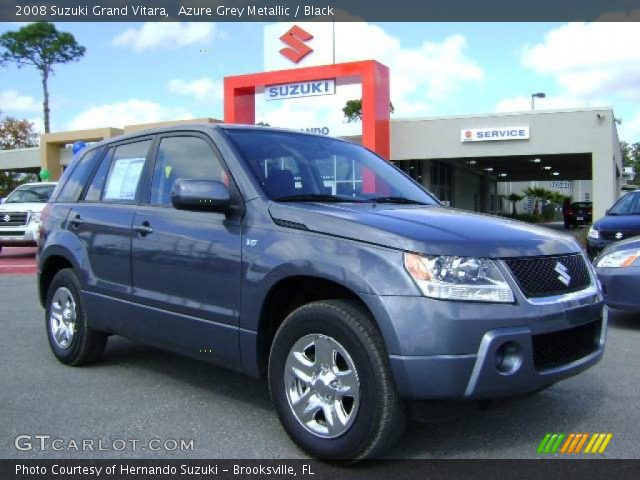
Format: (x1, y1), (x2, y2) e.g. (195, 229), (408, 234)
(268, 300), (406, 461)
(45, 268), (107, 365)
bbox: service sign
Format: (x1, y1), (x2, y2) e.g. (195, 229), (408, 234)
(461, 126), (530, 142)
(266, 79), (336, 101)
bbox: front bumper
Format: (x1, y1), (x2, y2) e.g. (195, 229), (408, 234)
(596, 266), (640, 312)
(362, 285), (605, 401)
(587, 237), (615, 259)
(389, 313), (605, 400)
(0, 224), (39, 246)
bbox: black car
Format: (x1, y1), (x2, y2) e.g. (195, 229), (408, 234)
(563, 202), (592, 228)
(587, 190), (640, 258)
(595, 236), (640, 312)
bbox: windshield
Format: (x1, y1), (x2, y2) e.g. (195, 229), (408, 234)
(5, 184), (55, 203)
(609, 192), (640, 215)
(225, 129), (438, 205)
(571, 202), (591, 209)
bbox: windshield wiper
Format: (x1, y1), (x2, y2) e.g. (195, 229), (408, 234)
(370, 196), (426, 205)
(274, 194), (364, 203)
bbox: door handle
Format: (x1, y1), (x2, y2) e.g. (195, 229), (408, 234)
(133, 222), (153, 236)
(69, 215), (83, 228)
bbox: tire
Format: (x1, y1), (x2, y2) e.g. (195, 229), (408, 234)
(268, 300), (406, 461)
(45, 268), (107, 366)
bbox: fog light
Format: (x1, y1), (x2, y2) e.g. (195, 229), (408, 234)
(494, 341), (522, 375)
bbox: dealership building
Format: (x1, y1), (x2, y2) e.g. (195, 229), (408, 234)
(0, 106), (626, 221)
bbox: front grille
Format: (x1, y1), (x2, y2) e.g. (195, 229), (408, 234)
(600, 230), (640, 241)
(504, 254), (591, 298)
(0, 212), (28, 226)
(532, 319), (601, 371)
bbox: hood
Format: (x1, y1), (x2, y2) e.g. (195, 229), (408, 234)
(593, 214), (640, 232)
(0, 202), (47, 213)
(268, 202), (579, 258)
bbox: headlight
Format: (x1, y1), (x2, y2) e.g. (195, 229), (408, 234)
(595, 248), (640, 268)
(587, 226), (599, 239)
(404, 253), (514, 303)
(28, 212), (41, 224)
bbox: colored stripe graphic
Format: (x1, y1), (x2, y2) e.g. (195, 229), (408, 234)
(538, 433), (565, 454)
(540, 433), (613, 454)
(585, 433), (614, 454)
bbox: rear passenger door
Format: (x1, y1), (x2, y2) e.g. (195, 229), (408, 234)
(68, 138), (153, 333)
(129, 133), (243, 367)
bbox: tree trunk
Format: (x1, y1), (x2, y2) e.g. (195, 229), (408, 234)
(512, 201), (517, 216)
(41, 70), (50, 134)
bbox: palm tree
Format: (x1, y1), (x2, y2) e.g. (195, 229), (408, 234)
(507, 193), (525, 216)
(523, 187), (550, 215)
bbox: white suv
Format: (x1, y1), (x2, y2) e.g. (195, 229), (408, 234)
(0, 182), (57, 254)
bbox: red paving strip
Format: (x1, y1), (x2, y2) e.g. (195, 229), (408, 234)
(0, 247), (37, 275)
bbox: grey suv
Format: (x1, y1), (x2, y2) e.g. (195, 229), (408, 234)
(38, 125), (605, 460)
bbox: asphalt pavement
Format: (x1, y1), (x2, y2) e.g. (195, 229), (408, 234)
(1, 274), (638, 459)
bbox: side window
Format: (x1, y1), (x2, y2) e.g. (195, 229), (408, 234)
(84, 147), (114, 202)
(102, 140), (151, 202)
(56, 148), (101, 202)
(150, 136), (225, 206)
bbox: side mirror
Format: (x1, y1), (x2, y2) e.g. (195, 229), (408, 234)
(605, 208), (610, 215)
(0, 198), (4, 204)
(171, 179), (231, 213)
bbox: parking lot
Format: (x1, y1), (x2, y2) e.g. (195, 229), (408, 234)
(1, 269), (639, 460)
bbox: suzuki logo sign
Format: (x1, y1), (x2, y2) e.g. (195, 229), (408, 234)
(279, 25), (313, 63)
(266, 79), (335, 101)
(461, 126), (530, 142)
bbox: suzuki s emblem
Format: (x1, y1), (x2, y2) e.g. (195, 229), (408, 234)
(554, 261), (571, 287)
(615, 232), (623, 240)
(2, 215), (10, 222)
(279, 25), (313, 63)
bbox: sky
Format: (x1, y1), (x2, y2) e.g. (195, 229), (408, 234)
(0, 21), (639, 143)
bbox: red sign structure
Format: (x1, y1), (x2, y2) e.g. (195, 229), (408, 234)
(223, 60), (391, 160)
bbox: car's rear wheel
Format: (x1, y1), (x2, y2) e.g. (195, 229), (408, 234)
(268, 300), (406, 461)
(45, 268), (107, 365)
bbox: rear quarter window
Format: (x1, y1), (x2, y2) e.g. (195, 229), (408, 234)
(55, 148), (102, 203)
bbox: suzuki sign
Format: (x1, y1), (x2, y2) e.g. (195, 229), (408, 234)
(461, 126), (530, 142)
(266, 79), (335, 101)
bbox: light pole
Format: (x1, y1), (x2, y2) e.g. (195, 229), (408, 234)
(531, 92), (546, 111)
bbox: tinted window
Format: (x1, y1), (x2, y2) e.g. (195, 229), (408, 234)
(5, 184), (56, 203)
(150, 136), (226, 206)
(225, 130), (437, 204)
(56, 149), (101, 202)
(609, 192), (640, 215)
(102, 140), (151, 202)
(84, 147), (114, 202)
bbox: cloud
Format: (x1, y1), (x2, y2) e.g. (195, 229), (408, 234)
(27, 116), (44, 134)
(112, 22), (217, 51)
(335, 24), (484, 113)
(521, 23), (640, 100)
(168, 77), (223, 101)
(67, 99), (193, 130)
(494, 94), (605, 113)
(259, 23), (484, 134)
(0, 89), (40, 112)
(619, 112), (640, 143)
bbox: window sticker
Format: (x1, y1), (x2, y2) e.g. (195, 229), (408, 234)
(104, 157), (145, 201)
